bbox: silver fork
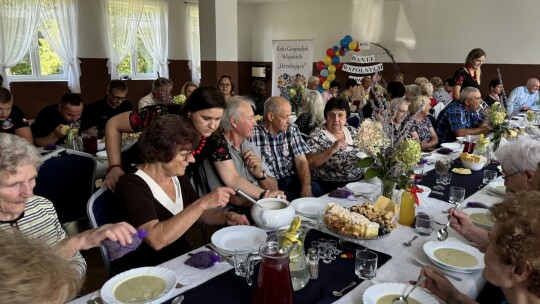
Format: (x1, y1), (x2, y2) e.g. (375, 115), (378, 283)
(409, 257), (462, 281)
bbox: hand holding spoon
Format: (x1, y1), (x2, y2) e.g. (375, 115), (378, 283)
(437, 202), (462, 241)
(392, 274), (426, 304)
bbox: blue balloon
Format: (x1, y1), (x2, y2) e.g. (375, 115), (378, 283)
(340, 39), (348, 47)
(320, 69), (329, 77)
(332, 45), (339, 51)
(344, 35), (353, 43)
(332, 56), (340, 64)
(317, 87), (324, 93)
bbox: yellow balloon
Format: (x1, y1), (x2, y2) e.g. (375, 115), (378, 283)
(322, 80), (330, 90)
(328, 64), (336, 74)
(348, 41), (357, 50)
(327, 73), (336, 82)
(335, 51), (341, 56)
(323, 56), (332, 65)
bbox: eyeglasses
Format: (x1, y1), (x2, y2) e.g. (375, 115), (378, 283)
(219, 83), (232, 87)
(178, 151), (193, 160)
(111, 94), (127, 101)
(502, 171), (522, 180)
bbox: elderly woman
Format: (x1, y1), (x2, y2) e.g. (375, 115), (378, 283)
(420, 82), (436, 107)
(449, 137), (540, 246)
(138, 77), (173, 109)
(295, 90), (325, 136)
(404, 84), (420, 102)
(0, 133), (135, 277)
(181, 81), (198, 99)
(218, 75), (234, 101)
(389, 97), (410, 129)
(409, 95), (438, 151)
(484, 79), (503, 106)
(306, 97), (363, 193)
(418, 191), (540, 304)
(113, 115), (249, 272)
(453, 48), (486, 100)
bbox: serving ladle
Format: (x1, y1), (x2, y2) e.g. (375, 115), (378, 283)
(392, 274), (426, 304)
(235, 188), (264, 208)
(437, 202), (462, 241)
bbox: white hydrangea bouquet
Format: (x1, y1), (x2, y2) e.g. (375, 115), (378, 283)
(172, 94), (187, 106)
(486, 101), (509, 151)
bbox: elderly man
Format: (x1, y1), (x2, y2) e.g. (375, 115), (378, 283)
(307, 76), (320, 90)
(0, 88), (32, 143)
(435, 87), (490, 143)
(203, 96), (283, 206)
(250, 96), (322, 199)
(86, 80), (133, 138)
(507, 78), (540, 114)
(138, 77), (173, 109)
(31, 93), (90, 147)
(0, 133), (136, 276)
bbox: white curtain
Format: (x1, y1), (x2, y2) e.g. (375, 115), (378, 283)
(139, 0), (169, 78)
(0, 0), (40, 88)
(38, 0), (81, 92)
(185, 3), (200, 85)
(101, 0), (144, 80)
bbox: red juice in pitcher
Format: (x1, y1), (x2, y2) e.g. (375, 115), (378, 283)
(252, 251), (294, 304)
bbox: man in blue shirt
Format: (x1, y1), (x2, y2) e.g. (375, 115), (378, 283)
(436, 87), (490, 143)
(507, 78), (540, 114)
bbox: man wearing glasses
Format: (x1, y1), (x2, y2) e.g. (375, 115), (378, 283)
(86, 80), (133, 138)
(436, 87), (491, 143)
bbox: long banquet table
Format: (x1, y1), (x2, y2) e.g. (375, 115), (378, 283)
(71, 151), (505, 304)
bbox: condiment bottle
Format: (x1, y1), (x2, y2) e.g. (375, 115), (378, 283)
(399, 175), (417, 226)
(306, 248), (319, 279)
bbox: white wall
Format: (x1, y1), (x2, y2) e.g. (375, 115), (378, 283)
(249, 0), (540, 64)
(237, 2), (253, 61)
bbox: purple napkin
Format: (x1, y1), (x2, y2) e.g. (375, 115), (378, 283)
(466, 202), (489, 209)
(101, 229), (148, 261)
(328, 188), (352, 199)
(185, 251), (220, 269)
(437, 147), (453, 155)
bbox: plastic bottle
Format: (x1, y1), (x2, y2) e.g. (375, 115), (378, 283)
(398, 175), (416, 226)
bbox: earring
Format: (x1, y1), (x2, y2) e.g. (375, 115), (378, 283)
(187, 113), (191, 119)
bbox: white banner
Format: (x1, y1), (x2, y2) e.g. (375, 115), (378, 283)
(272, 40), (314, 96)
(351, 54), (376, 64)
(342, 63), (384, 75)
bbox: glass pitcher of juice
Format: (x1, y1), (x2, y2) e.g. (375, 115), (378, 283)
(276, 224), (309, 291)
(398, 175), (416, 226)
(247, 241), (294, 304)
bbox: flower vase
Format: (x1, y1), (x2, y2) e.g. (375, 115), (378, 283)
(492, 131), (503, 152)
(381, 178), (396, 199)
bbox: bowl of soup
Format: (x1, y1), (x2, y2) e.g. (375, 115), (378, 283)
(251, 198), (295, 230)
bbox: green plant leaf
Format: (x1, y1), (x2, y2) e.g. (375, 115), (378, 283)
(364, 168), (379, 179)
(358, 157), (374, 168)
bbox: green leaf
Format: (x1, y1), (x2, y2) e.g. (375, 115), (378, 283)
(364, 168), (379, 179)
(358, 157), (374, 168)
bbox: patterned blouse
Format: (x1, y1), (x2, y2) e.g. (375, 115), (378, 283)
(306, 125), (363, 182)
(410, 116), (434, 143)
(453, 67), (479, 91)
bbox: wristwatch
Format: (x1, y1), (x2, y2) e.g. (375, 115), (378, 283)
(255, 169), (267, 181)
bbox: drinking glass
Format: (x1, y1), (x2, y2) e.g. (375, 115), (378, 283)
(355, 250), (378, 283)
(449, 186), (465, 205)
(415, 213), (433, 236)
(482, 170), (498, 186)
(434, 158), (451, 190)
(317, 209), (326, 230)
(434, 172), (447, 190)
(233, 250), (247, 277)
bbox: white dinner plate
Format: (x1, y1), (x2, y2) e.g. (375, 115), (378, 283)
(487, 181), (506, 195)
(291, 198), (328, 218)
(345, 182), (379, 195)
(362, 282), (438, 304)
(463, 208), (494, 229)
(423, 240), (484, 273)
(440, 142), (461, 151)
(211, 226), (267, 255)
(101, 266), (177, 304)
(96, 150), (108, 159)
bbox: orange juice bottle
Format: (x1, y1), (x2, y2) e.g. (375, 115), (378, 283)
(399, 175), (416, 226)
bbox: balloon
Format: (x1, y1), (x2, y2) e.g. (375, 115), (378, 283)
(340, 47), (346, 54)
(332, 56), (340, 64)
(323, 56), (332, 65)
(318, 75), (326, 83)
(335, 51), (340, 56)
(327, 73), (336, 82)
(348, 41), (357, 50)
(328, 64), (336, 74)
(322, 80), (330, 90)
(354, 45), (360, 52)
(340, 39), (348, 48)
(320, 69), (329, 77)
(344, 47), (350, 53)
(326, 48), (335, 57)
(344, 35), (353, 43)
(335, 63), (343, 70)
(317, 87), (324, 93)
(332, 45), (339, 51)
(316, 61), (325, 71)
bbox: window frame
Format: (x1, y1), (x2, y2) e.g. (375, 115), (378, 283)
(117, 32), (158, 80)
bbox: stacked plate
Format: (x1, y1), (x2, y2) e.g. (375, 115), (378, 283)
(486, 181), (506, 196)
(345, 182), (379, 197)
(423, 241), (485, 273)
(440, 142), (461, 151)
(363, 282), (438, 304)
(463, 208), (494, 229)
(211, 226), (267, 255)
(291, 197), (328, 218)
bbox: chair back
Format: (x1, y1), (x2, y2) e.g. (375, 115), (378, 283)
(87, 187), (115, 276)
(34, 150), (96, 224)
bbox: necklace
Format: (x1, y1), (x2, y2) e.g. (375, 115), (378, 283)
(192, 136), (207, 155)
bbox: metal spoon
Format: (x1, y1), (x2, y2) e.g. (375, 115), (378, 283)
(171, 295), (185, 304)
(402, 235), (418, 247)
(437, 202), (462, 241)
(392, 274), (426, 304)
(332, 281), (357, 297)
(235, 188), (264, 208)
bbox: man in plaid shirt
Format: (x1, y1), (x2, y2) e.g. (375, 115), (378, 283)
(250, 96), (323, 200)
(436, 87), (490, 143)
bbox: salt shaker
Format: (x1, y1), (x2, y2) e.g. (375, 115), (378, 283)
(307, 248), (319, 279)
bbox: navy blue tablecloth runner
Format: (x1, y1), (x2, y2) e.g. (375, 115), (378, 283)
(166, 229), (392, 304)
(419, 159), (500, 202)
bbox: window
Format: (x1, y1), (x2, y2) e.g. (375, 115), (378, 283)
(118, 32), (156, 79)
(186, 3), (201, 84)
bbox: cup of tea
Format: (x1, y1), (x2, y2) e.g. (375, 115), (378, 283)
(81, 129), (98, 154)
